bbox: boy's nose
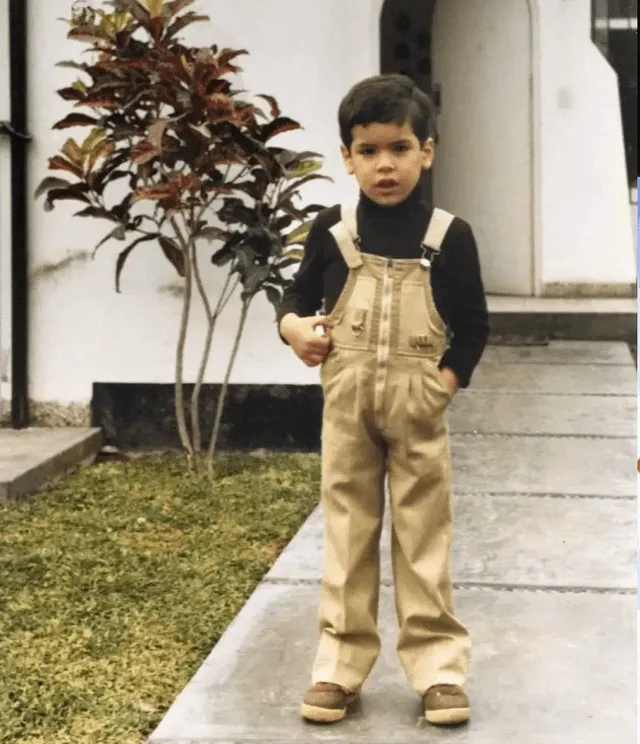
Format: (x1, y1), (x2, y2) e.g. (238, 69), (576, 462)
(376, 155), (394, 171)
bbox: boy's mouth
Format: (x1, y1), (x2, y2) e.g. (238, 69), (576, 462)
(375, 179), (399, 190)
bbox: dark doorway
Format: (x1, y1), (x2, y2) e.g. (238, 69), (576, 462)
(380, 0), (438, 204)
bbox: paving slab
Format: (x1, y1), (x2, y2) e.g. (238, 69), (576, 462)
(266, 495), (636, 591)
(148, 583), (636, 744)
(447, 392), (635, 437)
(470, 362), (636, 395)
(449, 434), (634, 497)
(0, 427), (103, 501)
(480, 340), (634, 366)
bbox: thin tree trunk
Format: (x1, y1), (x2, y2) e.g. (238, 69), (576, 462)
(190, 263), (236, 454)
(206, 297), (251, 478)
(171, 218), (195, 470)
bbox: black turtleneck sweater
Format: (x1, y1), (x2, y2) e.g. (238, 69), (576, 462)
(277, 184), (490, 388)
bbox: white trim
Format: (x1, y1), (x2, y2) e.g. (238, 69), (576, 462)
(527, 0), (542, 297)
(594, 17), (638, 31)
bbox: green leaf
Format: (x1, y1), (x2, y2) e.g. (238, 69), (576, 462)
(217, 197), (259, 227)
(277, 149), (323, 168)
(211, 234), (243, 266)
(197, 226), (232, 243)
(74, 206), (121, 221)
(277, 174), (333, 208)
(264, 285), (282, 310)
(281, 247), (304, 262)
(159, 236), (185, 277)
(284, 222), (313, 246)
(276, 256), (302, 270)
(93, 223), (128, 257)
(115, 234), (158, 293)
(240, 262), (270, 299)
(286, 159), (323, 179)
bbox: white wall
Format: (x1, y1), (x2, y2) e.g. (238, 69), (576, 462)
(27, 0), (383, 407)
(537, 0), (635, 286)
(24, 0), (636, 411)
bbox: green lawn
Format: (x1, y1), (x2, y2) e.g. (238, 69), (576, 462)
(0, 452), (321, 744)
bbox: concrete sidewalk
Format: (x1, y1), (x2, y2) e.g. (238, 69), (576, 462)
(148, 341), (637, 744)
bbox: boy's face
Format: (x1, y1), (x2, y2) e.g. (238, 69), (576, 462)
(341, 121), (434, 207)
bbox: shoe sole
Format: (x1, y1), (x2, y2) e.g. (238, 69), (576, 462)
(300, 694), (358, 723)
(425, 706), (470, 726)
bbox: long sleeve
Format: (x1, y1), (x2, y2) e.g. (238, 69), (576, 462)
(276, 217), (327, 343)
(439, 221), (490, 388)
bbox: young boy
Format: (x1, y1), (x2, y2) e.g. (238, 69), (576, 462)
(277, 74), (489, 727)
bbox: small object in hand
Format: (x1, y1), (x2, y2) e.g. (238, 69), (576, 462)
(315, 324), (326, 337)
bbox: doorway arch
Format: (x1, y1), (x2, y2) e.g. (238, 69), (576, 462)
(380, 0), (537, 296)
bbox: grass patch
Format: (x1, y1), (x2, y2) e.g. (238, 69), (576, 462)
(0, 451), (321, 744)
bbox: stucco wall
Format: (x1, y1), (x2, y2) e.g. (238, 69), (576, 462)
(0, 0), (633, 412)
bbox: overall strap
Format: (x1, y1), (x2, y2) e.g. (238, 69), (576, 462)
(328, 205), (363, 269)
(422, 207), (455, 253)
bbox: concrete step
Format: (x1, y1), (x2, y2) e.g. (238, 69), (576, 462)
(0, 427), (103, 502)
(487, 296), (636, 343)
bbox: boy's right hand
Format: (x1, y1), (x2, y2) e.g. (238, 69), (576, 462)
(280, 314), (333, 367)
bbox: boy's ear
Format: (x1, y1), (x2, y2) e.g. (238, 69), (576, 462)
(421, 137), (435, 170)
(341, 144), (355, 175)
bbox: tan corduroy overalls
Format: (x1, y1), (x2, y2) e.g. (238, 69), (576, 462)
(311, 205), (471, 696)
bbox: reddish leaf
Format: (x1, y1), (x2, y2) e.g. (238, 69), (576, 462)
(205, 93), (235, 118)
(57, 87), (87, 102)
(164, 11), (208, 38)
(80, 97), (121, 110)
(115, 234), (158, 293)
(131, 139), (160, 165)
(68, 25), (109, 43)
(150, 16), (164, 41)
(218, 48), (249, 67)
(260, 117), (301, 142)
(159, 236), (185, 276)
(256, 94), (280, 119)
(62, 138), (84, 167)
(132, 184), (173, 202)
(44, 187), (91, 211)
(53, 113), (100, 130)
(48, 156), (84, 179)
(165, 0), (195, 18)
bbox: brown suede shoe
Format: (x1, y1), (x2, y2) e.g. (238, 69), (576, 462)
(424, 684), (470, 726)
(300, 682), (359, 723)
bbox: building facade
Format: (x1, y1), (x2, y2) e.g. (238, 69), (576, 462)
(0, 0), (637, 427)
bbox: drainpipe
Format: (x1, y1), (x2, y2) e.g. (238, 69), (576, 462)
(2, 0), (31, 428)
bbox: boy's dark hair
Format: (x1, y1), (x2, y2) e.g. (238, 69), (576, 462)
(338, 74), (436, 149)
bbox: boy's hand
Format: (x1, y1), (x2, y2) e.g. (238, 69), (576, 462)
(280, 314), (333, 367)
(439, 367), (460, 396)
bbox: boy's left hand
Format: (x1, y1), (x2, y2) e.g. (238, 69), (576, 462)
(439, 367), (460, 396)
